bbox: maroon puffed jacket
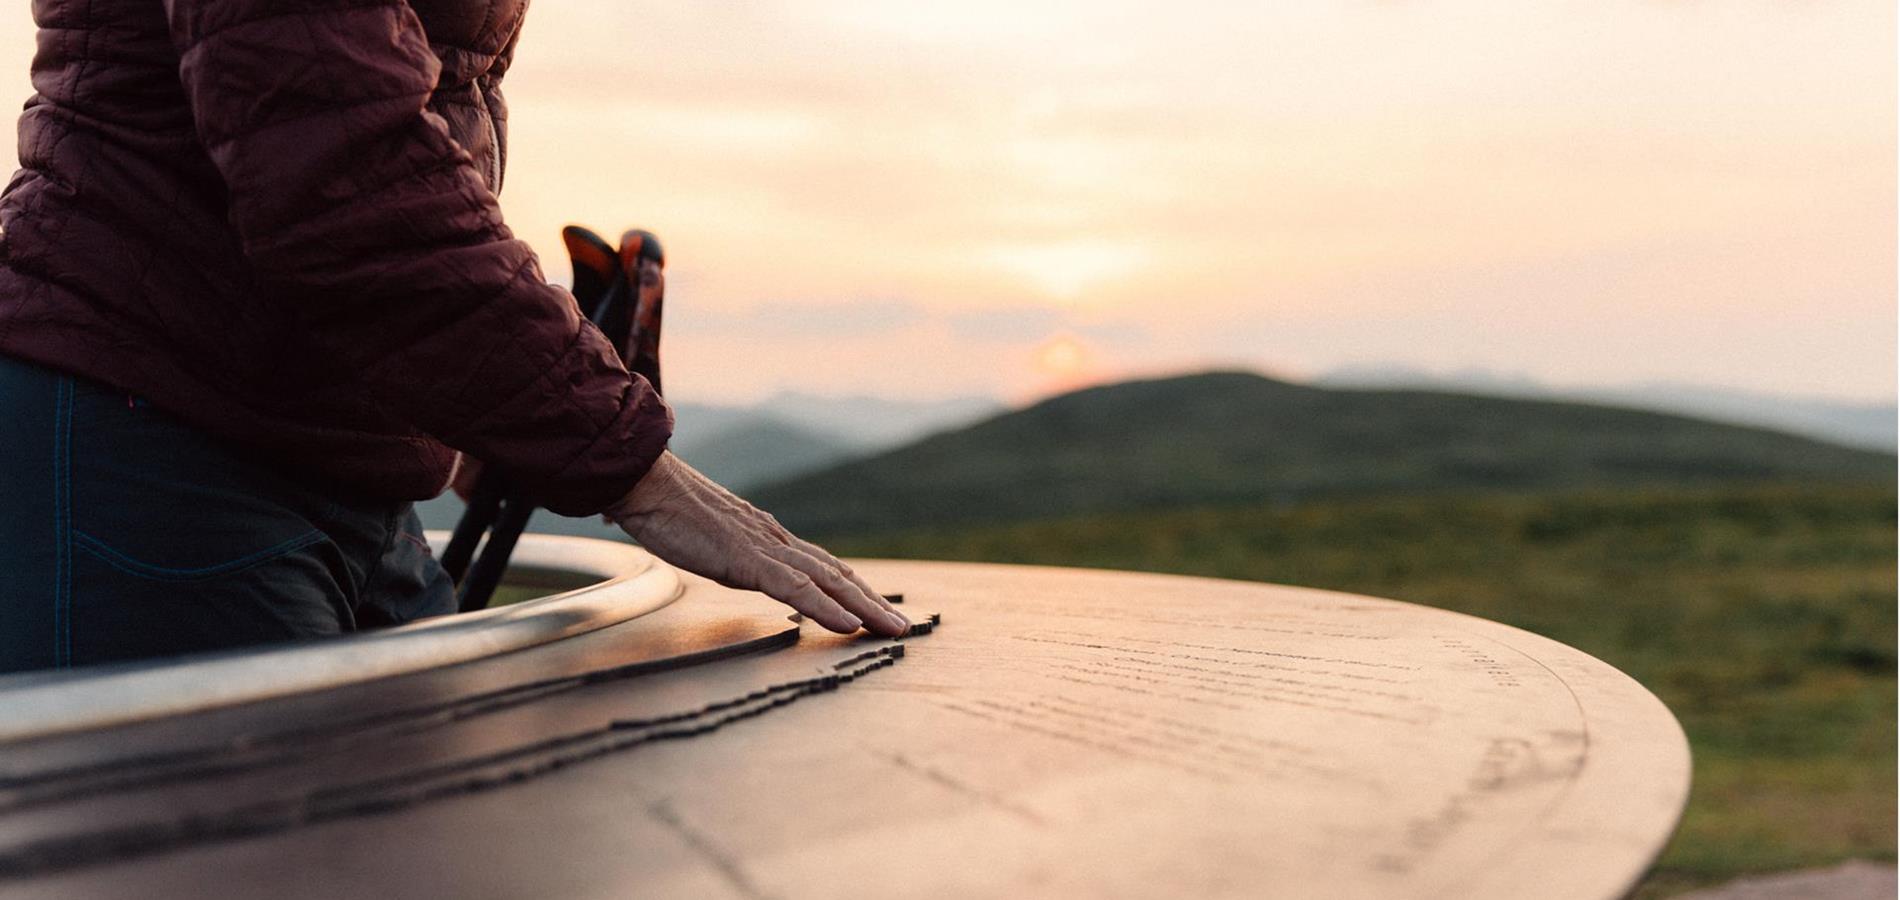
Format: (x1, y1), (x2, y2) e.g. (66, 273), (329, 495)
(0, 0), (672, 516)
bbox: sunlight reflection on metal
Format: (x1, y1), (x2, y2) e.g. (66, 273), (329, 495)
(0, 534), (680, 743)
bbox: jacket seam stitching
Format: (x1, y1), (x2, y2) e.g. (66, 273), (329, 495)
(175, 2), (400, 48)
(353, 250), (543, 423)
(193, 88), (436, 151)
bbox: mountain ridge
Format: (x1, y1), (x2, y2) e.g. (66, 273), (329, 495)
(1317, 365), (1897, 451)
(750, 370), (1895, 537)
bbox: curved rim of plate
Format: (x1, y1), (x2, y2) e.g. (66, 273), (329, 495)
(0, 532), (679, 743)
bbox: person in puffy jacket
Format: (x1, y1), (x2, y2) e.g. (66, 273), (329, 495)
(0, 0), (907, 674)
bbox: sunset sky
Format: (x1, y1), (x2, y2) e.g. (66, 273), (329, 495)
(1, 2), (1893, 406)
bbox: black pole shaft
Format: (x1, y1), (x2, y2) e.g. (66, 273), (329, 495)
(441, 476), (507, 584)
(456, 498), (537, 612)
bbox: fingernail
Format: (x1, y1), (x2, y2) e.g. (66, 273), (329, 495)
(841, 613), (863, 632)
(887, 611), (911, 634)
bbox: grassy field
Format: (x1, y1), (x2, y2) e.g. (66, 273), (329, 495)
(821, 481), (1896, 896)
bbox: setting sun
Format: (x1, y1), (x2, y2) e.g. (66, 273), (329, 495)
(1029, 331), (1105, 397)
(1034, 333), (1087, 374)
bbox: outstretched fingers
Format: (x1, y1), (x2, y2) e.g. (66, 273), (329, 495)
(750, 555), (863, 634)
(791, 538), (908, 634)
(771, 544), (908, 637)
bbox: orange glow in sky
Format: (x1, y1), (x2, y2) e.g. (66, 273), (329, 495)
(1036, 335), (1089, 378)
(0, 2), (1891, 406)
(1030, 332), (1106, 398)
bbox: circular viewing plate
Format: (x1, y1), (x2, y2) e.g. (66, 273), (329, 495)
(776, 560), (1695, 900)
(0, 553), (1689, 900)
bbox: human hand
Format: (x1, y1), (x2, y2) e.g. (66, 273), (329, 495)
(605, 452), (910, 637)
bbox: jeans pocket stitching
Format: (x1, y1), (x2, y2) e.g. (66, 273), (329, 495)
(71, 529), (326, 583)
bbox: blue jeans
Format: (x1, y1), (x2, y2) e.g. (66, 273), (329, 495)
(0, 354), (455, 674)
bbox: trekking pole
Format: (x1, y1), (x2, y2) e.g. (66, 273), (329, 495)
(439, 475), (505, 585)
(449, 226), (663, 612)
(453, 496), (537, 613)
(618, 229), (665, 394)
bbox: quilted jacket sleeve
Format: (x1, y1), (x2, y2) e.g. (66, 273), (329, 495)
(161, 0), (671, 516)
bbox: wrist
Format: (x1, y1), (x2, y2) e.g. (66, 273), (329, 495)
(604, 450), (684, 523)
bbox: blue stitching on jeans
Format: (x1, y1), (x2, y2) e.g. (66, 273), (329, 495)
(52, 376), (72, 668)
(70, 530), (326, 583)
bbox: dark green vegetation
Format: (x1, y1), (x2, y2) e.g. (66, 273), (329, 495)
(822, 482), (1896, 895)
(487, 583), (545, 608)
(753, 372), (1891, 536)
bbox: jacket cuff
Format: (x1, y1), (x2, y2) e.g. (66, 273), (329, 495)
(534, 374), (673, 517)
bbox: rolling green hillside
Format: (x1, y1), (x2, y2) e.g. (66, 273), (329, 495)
(753, 371), (1894, 536)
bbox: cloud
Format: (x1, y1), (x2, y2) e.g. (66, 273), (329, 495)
(674, 298), (930, 338)
(1, 2), (1888, 403)
(945, 306), (1066, 341)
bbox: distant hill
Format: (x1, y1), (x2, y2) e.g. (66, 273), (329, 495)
(671, 393), (999, 456)
(1317, 365), (1897, 452)
(412, 415), (857, 540)
(1579, 384), (1895, 453)
(752, 371), (1896, 537)
(672, 416), (860, 491)
(755, 391), (1003, 450)
(413, 393), (978, 540)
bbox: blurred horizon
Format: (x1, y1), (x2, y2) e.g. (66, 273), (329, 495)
(0, 2), (1892, 408)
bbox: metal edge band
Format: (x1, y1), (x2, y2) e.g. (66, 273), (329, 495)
(0, 533), (681, 744)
